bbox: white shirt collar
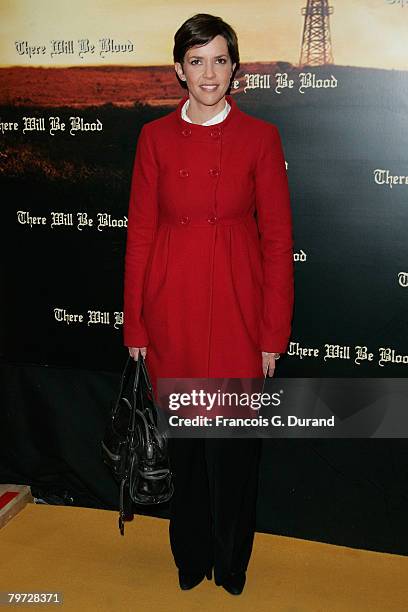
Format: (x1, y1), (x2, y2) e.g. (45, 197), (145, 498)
(181, 98), (231, 126)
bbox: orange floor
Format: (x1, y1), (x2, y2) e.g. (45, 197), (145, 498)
(1, 503), (407, 611)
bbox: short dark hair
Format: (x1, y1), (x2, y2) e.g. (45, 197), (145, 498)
(173, 13), (240, 82)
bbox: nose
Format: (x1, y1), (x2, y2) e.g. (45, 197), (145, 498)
(203, 61), (216, 79)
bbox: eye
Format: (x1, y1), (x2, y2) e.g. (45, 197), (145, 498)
(217, 58), (227, 64)
(190, 59), (200, 65)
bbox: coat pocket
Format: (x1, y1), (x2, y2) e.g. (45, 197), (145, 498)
(143, 226), (170, 304)
(243, 220), (263, 290)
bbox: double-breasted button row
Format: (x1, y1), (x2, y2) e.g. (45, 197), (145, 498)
(180, 127), (221, 138)
(178, 168), (219, 178)
(178, 216), (218, 225)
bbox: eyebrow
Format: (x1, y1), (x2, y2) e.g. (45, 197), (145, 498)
(188, 54), (228, 59)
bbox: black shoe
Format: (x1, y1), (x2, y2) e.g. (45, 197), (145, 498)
(221, 571), (246, 595)
(178, 567), (212, 590)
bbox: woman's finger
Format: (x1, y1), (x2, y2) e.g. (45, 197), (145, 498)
(268, 359), (276, 377)
(128, 347), (138, 360)
(128, 347), (147, 361)
(262, 353), (277, 377)
(262, 355), (269, 377)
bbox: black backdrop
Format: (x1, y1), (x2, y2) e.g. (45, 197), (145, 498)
(1, 62), (408, 554)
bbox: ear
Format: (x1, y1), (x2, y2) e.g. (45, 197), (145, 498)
(174, 62), (185, 80)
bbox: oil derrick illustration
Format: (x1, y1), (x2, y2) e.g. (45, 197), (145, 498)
(299, 0), (334, 66)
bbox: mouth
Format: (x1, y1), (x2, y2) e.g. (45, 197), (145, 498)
(200, 84), (219, 91)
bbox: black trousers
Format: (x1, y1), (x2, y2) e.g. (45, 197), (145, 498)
(167, 436), (262, 584)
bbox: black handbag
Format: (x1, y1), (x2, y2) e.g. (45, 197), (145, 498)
(101, 352), (174, 535)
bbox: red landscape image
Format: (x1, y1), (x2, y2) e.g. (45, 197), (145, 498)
(0, 63), (293, 108)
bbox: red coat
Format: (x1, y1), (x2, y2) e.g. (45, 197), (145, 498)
(123, 93), (294, 395)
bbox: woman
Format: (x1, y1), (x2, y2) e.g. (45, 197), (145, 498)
(123, 13), (294, 596)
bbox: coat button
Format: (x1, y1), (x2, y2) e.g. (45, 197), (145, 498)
(209, 168), (220, 177)
(180, 216), (190, 224)
(210, 128), (220, 139)
(181, 128), (192, 137)
(179, 168), (189, 178)
(207, 216), (217, 224)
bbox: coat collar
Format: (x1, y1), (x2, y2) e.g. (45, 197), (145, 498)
(176, 93), (239, 137)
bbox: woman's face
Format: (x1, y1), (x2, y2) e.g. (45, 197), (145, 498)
(175, 34), (236, 106)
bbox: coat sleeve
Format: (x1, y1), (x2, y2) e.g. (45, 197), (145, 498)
(123, 124), (158, 347)
(255, 123), (294, 354)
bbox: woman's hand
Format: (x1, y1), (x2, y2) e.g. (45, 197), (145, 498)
(262, 351), (280, 377)
(128, 346), (147, 360)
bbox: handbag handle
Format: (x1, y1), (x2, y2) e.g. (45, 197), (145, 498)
(131, 352), (156, 410)
(112, 353), (143, 420)
(137, 352), (154, 393)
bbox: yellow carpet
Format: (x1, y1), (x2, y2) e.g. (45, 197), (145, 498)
(0, 503), (407, 611)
